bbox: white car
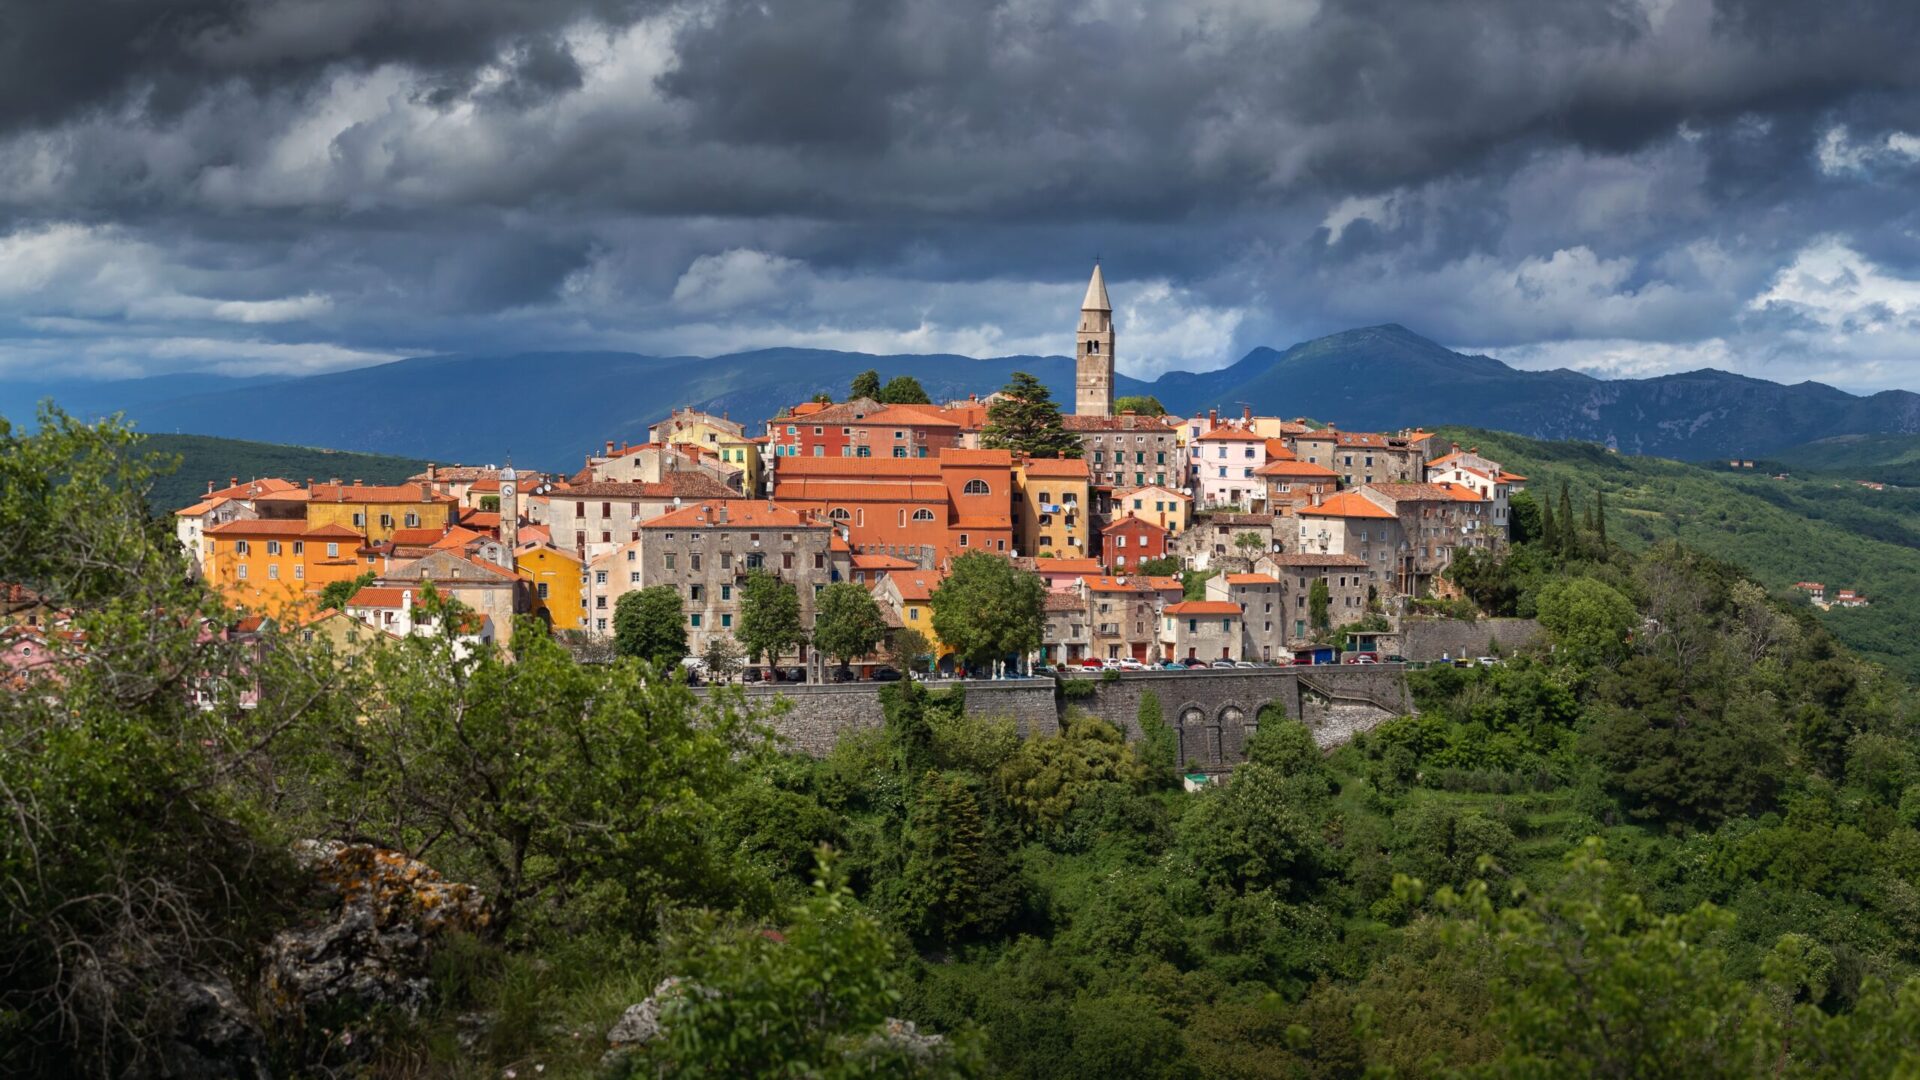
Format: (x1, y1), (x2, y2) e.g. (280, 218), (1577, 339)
(1113, 658), (1149, 671)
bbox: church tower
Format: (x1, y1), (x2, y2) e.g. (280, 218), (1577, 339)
(1075, 263), (1115, 417)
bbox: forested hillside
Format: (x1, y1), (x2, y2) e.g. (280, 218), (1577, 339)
(1439, 427), (1920, 681)
(139, 433), (430, 513)
(1770, 433), (1920, 487)
(9, 414), (1920, 1077)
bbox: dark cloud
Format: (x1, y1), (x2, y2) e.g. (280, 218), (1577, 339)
(2, 0), (1920, 389)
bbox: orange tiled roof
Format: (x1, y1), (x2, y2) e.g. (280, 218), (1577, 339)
(1255, 459), (1339, 478)
(1264, 439), (1297, 460)
(1102, 516), (1167, 535)
(937, 448), (1014, 467)
(1299, 491), (1395, 519)
(1436, 482), (1485, 502)
(1034, 557), (1104, 575)
(1084, 576), (1153, 593)
(884, 572), (944, 601)
(643, 501), (821, 529)
(1264, 552), (1369, 567)
(1195, 427), (1261, 442)
(1142, 575), (1184, 592)
(1018, 456), (1090, 477)
(1165, 600), (1241, 615)
(309, 482), (454, 504)
(1224, 573), (1280, 585)
(346, 586), (415, 609)
(852, 553), (918, 570)
(774, 480), (949, 502)
(856, 405), (963, 427)
(775, 456), (940, 478)
(1113, 483), (1190, 501)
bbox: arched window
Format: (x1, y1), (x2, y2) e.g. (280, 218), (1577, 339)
(912, 508), (936, 521)
(828, 507), (851, 521)
(963, 479), (990, 495)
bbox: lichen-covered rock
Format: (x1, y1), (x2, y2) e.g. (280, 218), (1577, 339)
(154, 975), (270, 1080)
(263, 841), (490, 1022)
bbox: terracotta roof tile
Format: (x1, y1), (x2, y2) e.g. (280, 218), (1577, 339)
(1299, 492), (1395, 519)
(1165, 600), (1241, 615)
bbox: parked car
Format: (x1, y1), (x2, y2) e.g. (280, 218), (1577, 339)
(1160, 661), (1188, 670)
(870, 666), (903, 682)
(1383, 655), (1407, 664)
(1342, 652), (1380, 665)
(776, 666), (807, 682)
(1079, 658), (1106, 670)
(1209, 659), (1237, 669)
(1181, 657), (1210, 668)
(1114, 658), (1148, 671)
(1476, 656), (1501, 667)
(741, 667), (766, 683)
(1265, 657), (1294, 667)
(1232, 660), (1258, 669)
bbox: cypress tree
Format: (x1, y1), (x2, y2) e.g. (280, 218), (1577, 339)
(1540, 490), (1558, 552)
(1596, 491), (1609, 548)
(1558, 481), (1577, 557)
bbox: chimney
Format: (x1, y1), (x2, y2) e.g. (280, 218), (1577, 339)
(1243, 405), (1252, 422)
(206, 480), (215, 495)
(354, 478), (363, 486)
(230, 476), (238, 488)
(717, 503), (729, 524)
(306, 477), (314, 489)
(1208, 408), (1218, 426)
(605, 440), (615, 456)
(1451, 442), (1460, 454)
(427, 462), (437, 482)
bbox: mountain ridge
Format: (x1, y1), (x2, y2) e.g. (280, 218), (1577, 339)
(7, 325), (1916, 469)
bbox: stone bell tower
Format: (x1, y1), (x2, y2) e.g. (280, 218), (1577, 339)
(1075, 262), (1114, 417)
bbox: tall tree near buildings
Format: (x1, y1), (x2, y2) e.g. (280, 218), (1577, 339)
(701, 634), (746, 682)
(318, 569), (376, 611)
(1114, 394), (1168, 416)
(1309, 577), (1331, 633)
(1539, 490), (1558, 553)
(929, 550), (1045, 673)
(849, 370), (882, 401)
(887, 626), (934, 678)
(1509, 490), (1542, 545)
(614, 585), (688, 667)
(1595, 491), (1609, 548)
(879, 375), (931, 405)
(738, 569), (806, 671)
(981, 372), (1081, 458)
(813, 582), (889, 671)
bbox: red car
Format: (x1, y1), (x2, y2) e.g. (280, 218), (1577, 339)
(1342, 652), (1380, 665)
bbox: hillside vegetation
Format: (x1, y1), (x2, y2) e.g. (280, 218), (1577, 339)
(1440, 427), (1920, 681)
(1770, 432), (1920, 486)
(137, 433), (430, 513)
(10, 410), (1920, 1076)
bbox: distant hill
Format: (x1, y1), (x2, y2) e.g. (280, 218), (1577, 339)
(1443, 426), (1920, 681)
(11, 324), (1920, 468)
(139, 434), (429, 516)
(1767, 433), (1920, 486)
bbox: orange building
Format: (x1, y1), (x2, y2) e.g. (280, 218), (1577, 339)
(771, 448), (1016, 560)
(203, 520), (367, 616)
(304, 481), (459, 544)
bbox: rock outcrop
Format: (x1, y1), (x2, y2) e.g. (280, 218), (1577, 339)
(263, 841), (490, 1022)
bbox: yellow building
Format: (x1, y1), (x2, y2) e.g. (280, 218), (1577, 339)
(203, 521), (366, 617)
(1112, 483), (1192, 536)
(1013, 457), (1091, 558)
(712, 432), (766, 496)
(873, 570), (948, 661)
(517, 545), (587, 633)
(305, 481), (458, 544)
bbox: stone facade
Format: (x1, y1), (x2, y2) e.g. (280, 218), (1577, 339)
(1075, 264), (1115, 417)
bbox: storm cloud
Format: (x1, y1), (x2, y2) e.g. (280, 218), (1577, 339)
(2, 0), (1920, 389)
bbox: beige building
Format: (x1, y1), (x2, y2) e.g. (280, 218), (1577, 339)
(1110, 483), (1191, 536)
(1041, 591), (1091, 665)
(545, 473), (740, 562)
(379, 548), (527, 643)
(1289, 428), (1427, 488)
(1161, 600), (1242, 662)
(1083, 576), (1162, 663)
(1205, 573), (1290, 661)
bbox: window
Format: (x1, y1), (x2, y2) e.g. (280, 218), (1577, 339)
(601, 502), (611, 518)
(665, 553), (676, 569)
(595, 570), (608, 584)
(235, 540), (251, 555)
(237, 565), (249, 580)
(268, 564), (280, 580)
(575, 502), (586, 518)
(405, 512), (419, 527)
(630, 571), (641, 584)
(963, 479), (990, 495)
(597, 618), (607, 632)
(912, 508), (935, 522)
(327, 543), (339, 558)
(627, 549), (637, 561)
(293, 541), (304, 555)
(353, 512), (366, 527)
(830, 508), (851, 521)
(690, 554), (701, 571)
(294, 566), (304, 580)
(958, 534), (969, 547)
(909, 608), (920, 621)
(380, 514), (394, 529)
(690, 585), (703, 601)
(782, 552), (794, 569)
(721, 584), (731, 600)
(266, 540), (281, 555)
(537, 583), (549, 599)
(596, 596), (607, 609)
(721, 614), (732, 628)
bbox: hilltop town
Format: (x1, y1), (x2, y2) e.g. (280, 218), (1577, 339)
(155, 265), (1531, 678)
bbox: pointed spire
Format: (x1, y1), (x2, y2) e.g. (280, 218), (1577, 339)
(1081, 262), (1111, 312)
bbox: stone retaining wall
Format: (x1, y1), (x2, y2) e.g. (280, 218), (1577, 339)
(700, 679), (1058, 756)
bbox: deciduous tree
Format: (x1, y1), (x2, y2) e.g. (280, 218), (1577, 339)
(738, 569), (806, 670)
(929, 550), (1044, 671)
(614, 585), (688, 667)
(813, 582), (888, 668)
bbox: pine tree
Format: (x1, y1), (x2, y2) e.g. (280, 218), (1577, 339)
(981, 371), (1082, 458)
(849, 369), (881, 400)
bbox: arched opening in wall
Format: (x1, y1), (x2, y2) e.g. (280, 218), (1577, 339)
(1217, 704), (1247, 765)
(1178, 705), (1208, 770)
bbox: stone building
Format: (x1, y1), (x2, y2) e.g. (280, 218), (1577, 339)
(545, 472), (739, 562)
(1041, 591), (1091, 666)
(1083, 576), (1162, 663)
(612, 501), (841, 661)
(1064, 414), (1183, 491)
(1161, 600), (1243, 662)
(1358, 483), (1474, 597)
(1294, 493), (1402, 586)
(1289, 428), (1428, 488)
(1254, 552), (1374, 641)
(1177, 512), (1282, 571)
